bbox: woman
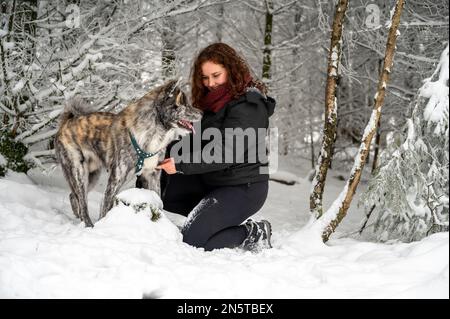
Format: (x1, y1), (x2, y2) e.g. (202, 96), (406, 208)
(154, 43), (276, 252)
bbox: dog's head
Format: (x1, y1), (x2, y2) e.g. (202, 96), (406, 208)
(153, 80), (203, 134)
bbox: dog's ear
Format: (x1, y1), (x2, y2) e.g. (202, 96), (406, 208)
(175, 91), (187, 107)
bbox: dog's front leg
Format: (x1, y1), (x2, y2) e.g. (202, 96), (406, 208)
(138, 169), (161, 196)
(135, 174), (146, 189)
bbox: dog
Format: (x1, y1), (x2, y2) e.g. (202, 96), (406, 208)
(54, 80), (203, 227)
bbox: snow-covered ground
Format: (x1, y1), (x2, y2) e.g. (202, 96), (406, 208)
(0, 157), (448, 298)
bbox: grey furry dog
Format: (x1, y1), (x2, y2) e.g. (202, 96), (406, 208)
(54, 80), (202, 227)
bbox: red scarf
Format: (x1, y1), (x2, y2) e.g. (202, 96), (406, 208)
(199, 75), (253, 113)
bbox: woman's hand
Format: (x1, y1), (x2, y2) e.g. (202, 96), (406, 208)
(156, 157), (177, 174)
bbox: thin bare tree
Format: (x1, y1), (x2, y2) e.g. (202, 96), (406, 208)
(310, 0), (349, 219)
(262, 0), (273, 80)
(319, 0), (406, 242)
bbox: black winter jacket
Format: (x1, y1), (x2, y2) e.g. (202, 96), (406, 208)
(172, 88), (276, 186)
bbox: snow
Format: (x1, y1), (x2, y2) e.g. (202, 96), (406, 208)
(61, 53), (103, 83)
(312, 184), (349, 236)
(0, 154), (6, 166)
(270, 170), (301, 185)
(385, 5), (396, 29)
(115, 188), (163, 209)
(331, 47), (339, 69)
(0, 158), (448, 299)
(2, 41), (14, 50)
(12, 80), (25, 94)
(420, 45), (449, 135)
(22, 129), (58, 146)
(15, 109), (63, 141)
(405, 118), (415, 145)
(353, 108), (378, 162)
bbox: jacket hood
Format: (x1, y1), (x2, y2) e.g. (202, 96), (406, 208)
(245, 87), (276, 117)
(265, 96), (276, 117)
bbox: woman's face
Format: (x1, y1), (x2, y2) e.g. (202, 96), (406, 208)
(201, 61), (228, 91)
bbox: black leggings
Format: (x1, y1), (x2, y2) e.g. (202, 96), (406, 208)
(161, 173), (268, 251)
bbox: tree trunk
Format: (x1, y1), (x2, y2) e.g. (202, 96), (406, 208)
(372, 59), (384, 173)
(310, 0), (348, 218)
(308, 99), (315, 169)
(2, 0), (38, 137)
(284, 3), (303, 156)
(371, 118), (381, 173)
(262, 0), (273, 80)
(320, 0), (405, 243)
(216, 4), (224, 42)
(20, 0), (38, 66)
(0, 0), (16, 112)
(161, 17), (176, 80)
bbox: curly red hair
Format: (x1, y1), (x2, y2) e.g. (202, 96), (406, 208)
(190, 43), (267, 108)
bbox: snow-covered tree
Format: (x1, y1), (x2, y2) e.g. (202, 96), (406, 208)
(0, 0), (448, 177)
(0, 0), (222, 170)
(360, 44), (449, 242)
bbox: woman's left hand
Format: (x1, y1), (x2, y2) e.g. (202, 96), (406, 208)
(156, 157), (177, 174)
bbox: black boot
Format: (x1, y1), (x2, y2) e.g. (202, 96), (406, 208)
(240, 219), (272, 252)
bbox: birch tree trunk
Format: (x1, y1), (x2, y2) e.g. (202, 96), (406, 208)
(320, 0), (405, 243)
(310, 0), (348, 218)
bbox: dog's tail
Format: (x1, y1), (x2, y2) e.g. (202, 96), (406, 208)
(59, 97), (90, 124)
